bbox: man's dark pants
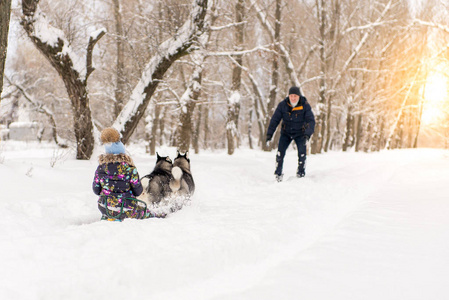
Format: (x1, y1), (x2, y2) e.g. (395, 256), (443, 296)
(275, 134), (307, 176)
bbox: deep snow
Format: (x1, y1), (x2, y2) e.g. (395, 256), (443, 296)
(1, 141), (448, 300)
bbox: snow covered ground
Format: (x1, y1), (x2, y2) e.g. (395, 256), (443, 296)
(1, 141), (448, 300)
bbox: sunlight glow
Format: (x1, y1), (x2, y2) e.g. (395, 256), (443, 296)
(421, 71), (449, 125)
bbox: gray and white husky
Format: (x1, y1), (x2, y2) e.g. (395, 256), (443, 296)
(137, 153), (175, 204)
(170, 151), (195, 198)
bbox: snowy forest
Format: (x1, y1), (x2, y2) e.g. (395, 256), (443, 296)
(2, 2), (449, 298)
(1, 0), (449, 159)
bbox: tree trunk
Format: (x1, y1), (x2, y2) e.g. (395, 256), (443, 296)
(0, 0), (12, 102)
(203, 100), (210, 149)
(193, 104), (202, 154)
(365, 122), (373, 152)
(355, 115), (362, 152)
(229, 58), (265, 149)
(371, 121), (380, 152)
(322, 0), (341, 153)
(148, 104), (162, 155)
(248, 108), (253, 149)
(311, 0), (326, 154)
(176, 2), (215, 153)
(159, 107), (166, 147)
(112, 0), (126, 118)
(177, 90), (200, 153)
(323, 96), (333, 152)
(226, 0), (245, 155)
(374, 117), (385, 151)
(263, 0), (282, 152)
(342, 107), (353, 152)
(252, 91), (265, 146)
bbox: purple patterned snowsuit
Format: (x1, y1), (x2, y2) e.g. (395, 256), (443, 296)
(92, 153), (149, 220)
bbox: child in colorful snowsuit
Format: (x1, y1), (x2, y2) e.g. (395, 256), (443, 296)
(92, 128), (161, 221)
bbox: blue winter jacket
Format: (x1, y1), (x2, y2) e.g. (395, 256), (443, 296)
(267, 96), (315, 139)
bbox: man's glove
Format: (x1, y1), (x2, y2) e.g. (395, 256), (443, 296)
(304, 135), (310, 145)
(266, 135), (272, 149)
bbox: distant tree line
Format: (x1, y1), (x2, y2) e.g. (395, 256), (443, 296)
(1, 0), (449, 158)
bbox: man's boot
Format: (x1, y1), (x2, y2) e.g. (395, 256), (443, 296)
(275, 174), (284, 182)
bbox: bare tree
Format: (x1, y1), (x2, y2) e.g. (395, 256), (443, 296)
(247, 0), (282, 151)
(249, 0), (283, 151)
(224, 0), (245, 155)
(176, 2), (217, 153)
(0, 0), (12, 100)
(112, 0), (126, 118)
(113, 0), (211, 144)
(21, 0), (105, 159)
(310, 0), (329, 154)
(148, 104), (163, 155)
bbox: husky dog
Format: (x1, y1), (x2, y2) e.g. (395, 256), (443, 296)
(171, 151), (195, 198)
(137, 153), (174, 204)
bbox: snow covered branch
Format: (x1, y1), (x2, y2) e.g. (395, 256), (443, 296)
(21, 1), (106, 83)
(86, 28), (106, 80)
(344, 21), (395, 35)
(21, 8), (84, 78)
(207, 44), (277, 57)
(210, 21), (247, 31)
(413, 19), (449, 34)
(113, 0), (211, 143)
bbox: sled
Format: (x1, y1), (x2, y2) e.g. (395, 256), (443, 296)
(99, 196), (150, 221)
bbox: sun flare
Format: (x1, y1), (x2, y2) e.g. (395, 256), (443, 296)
(421, 71), (449, 125)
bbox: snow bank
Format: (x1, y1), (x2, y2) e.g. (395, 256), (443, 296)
(1, 142), (448, 300)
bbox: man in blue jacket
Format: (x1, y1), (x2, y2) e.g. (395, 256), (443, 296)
(266, 86), (315, 182)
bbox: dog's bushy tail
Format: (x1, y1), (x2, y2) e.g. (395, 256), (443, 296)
(136, 177), (150, 203)
(172, 166), (182, 180)
(170, 167), (183, 192)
